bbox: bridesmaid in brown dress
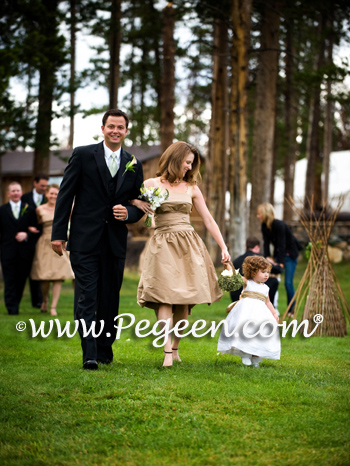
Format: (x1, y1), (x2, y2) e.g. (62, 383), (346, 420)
(132, 142), (231, 367)
(31, 184), (74, 316)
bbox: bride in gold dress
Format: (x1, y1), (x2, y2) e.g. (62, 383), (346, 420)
(132, 142), (230, 367)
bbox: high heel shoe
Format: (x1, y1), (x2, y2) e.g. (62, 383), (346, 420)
(172, 348), (181, 362)
(50, 308), (57, 316)
(163, 351), (173, 367)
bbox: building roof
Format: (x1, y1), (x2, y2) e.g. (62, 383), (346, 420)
(1, 144), (162, 176)
(1, 150), (71, 176)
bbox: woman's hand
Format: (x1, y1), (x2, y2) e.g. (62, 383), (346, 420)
(221, 248), (231, 264)
(130, 199), (153, 214)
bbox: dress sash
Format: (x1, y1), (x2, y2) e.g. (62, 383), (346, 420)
(241, 290), (267, 302)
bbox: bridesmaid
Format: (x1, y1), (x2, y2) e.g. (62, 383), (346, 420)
(30, 184), (74, 316)
(132, 142), (230, 367)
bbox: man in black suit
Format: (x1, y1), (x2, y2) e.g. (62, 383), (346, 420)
(230, 236), (282, 306)
(0, 182), (37, 315)
(21, 173), (49, 308)
(51, 109), (144, 370)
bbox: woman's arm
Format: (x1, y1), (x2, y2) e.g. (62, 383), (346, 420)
(261, 223), (271, 258)
(192, 185), (230, 263)
(129, 199), (153, 214)
(271, 220), (287, 266)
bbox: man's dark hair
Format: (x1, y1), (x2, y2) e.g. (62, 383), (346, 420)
(34, 173), (49, 183)
(102, 109), (129, 128)
(246, 236), (260, 250)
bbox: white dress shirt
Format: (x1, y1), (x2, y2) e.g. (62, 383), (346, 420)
(103, 142), (128, 220)
(103, 142), (121, 173)
(33, 189), (43, 206)
(9, 200), (21, 219)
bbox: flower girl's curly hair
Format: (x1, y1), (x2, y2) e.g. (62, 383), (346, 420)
(243, 256), (272, 280)
(156, 141), (202, 185)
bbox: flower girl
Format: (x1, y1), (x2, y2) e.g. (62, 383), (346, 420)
(217, 256), (281, 367)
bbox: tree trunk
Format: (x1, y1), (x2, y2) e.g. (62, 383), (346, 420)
(283, 22), (298, 221)
(151, 0), (162, 126)
(249, 0), (282, 236)
(109, 0), (121, 109)
(270, 120), (278, 203)
(304, 13), (326, 210)
(323, 24), (334, 206)
(34, 63), (54, 175)
(68, 0), (76, 149)
(228, 0), (252, 259)
(160, 2), (175, 155)
(206, 18), (229, 265)
(33, 0), (61, 175)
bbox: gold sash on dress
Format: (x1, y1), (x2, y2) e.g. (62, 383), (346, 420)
(225, 290), (267, 314)
(241, 291), (267, 302)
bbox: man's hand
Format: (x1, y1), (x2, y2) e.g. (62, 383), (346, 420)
(113, 204), (128, 220)
(51, 240), (66, 256)
(15, 232), (28, 242)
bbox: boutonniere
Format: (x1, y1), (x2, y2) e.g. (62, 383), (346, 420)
(21, 203), (29, 216)
(122, 155), (137, 176)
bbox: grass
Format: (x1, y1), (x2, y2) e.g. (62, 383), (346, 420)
(0, 260), (350, 466)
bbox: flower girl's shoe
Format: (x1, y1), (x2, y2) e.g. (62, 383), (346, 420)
(251, 356), (262, 367)
(241, 352), (252, 366)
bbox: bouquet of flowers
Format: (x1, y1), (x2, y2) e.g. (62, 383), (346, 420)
(139, 184), (170, 227)
(218, 261), (244, 292)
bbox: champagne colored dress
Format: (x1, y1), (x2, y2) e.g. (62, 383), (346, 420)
(31, 208), (74, 281)
(137, 187), (222, 312)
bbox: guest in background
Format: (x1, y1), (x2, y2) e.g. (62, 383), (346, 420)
(230, 236), (282, 308)
(257, 202), (302, 315)
(31, 184), (74, 316)
(0, 182), (37, 315)
(21, 173), (49, 308)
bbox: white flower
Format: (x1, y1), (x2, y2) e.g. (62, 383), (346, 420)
(221, 269), (233, 277)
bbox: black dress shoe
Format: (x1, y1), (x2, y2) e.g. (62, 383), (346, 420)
(83, 359), (98, 370)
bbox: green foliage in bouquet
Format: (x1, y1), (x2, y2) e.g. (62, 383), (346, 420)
(218, 264), (244, 292)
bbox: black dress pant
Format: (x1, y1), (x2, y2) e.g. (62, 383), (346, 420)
(1, 255), (32, 315)
(29, 278), (42, 308)
(70, 236), (125, 364)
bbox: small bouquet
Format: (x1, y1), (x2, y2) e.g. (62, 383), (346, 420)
(139, 184), (169, 227)
(218, 261), (244, 292)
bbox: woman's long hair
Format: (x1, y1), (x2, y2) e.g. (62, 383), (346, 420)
(257, 202), (276, 229)
(156, 141), (201, 185)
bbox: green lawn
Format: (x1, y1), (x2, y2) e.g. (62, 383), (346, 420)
(0, 261), (349, 466)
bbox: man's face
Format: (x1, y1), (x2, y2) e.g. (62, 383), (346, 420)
(101, 116), (128, 151)
(34, 178), (49, 195)
(8, 184), (22, 202)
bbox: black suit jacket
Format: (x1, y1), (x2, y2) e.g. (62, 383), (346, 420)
(21, 191), (46, 210)
(51, 142), (144, 258)
(21, 191), (45, 242)
(0, 202), (37, 261)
